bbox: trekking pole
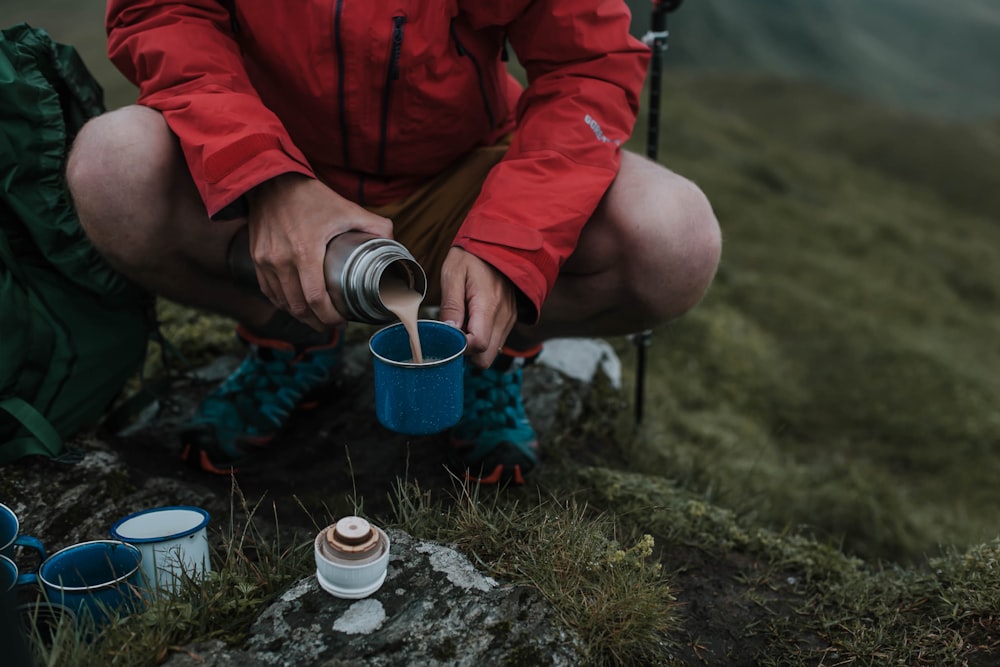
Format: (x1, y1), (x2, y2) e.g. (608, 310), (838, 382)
(632, 0), (684, 426)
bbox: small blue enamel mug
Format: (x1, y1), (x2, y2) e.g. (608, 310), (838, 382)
(1, 554), (31, 592)
(19, 540), (144, 627)
(1, 503), (46, 563)
(369, 320), (467, 435)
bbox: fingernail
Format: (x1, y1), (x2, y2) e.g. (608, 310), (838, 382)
(444, 320), (459, 329)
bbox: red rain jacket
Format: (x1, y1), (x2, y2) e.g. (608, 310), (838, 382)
(105, 1), (650, 320)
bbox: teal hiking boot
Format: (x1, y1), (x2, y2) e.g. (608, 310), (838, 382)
(179, 325), (343, 474)
(450, 345), (541, 485)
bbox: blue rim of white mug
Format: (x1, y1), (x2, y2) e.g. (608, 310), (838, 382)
(0, 502), (19, 551)
(369, 319), (467, 369)
(39, 540), (142, 592)
(110, 506), (210, 544)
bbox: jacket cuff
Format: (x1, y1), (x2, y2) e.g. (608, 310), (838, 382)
(188, 133), (315, 219)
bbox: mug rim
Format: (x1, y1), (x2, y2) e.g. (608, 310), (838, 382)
(0, 502), (19, 551)
(369, 319), (467, 368)
(39, 540), (142, 592)
(110, 505), (211, 544)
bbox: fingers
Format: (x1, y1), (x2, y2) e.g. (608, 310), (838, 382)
(245, 177), (381, 331)
(438, 249), (468, 334)
(282, 270), (331, 332)
(294, 242), (343, 329)
(464, 302), (507, 368)
(440, 248), (516, 368)
(253, 241), (343, 332)
(438, 263), (481, 363)
(254, 262), (321, 331)
(438, 292), (467, 342)
(359, 212), (395, 240)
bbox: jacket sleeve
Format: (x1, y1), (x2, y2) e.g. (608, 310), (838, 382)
(452, 0), (650, 323)
(105, 0), (314, 218)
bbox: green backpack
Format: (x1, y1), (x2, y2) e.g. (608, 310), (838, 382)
(0, 24), (152, 463)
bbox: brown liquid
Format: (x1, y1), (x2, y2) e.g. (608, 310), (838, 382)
(380, 273), (424, 364)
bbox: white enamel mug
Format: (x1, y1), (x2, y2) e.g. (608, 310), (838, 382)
(110, 506), (211, 593)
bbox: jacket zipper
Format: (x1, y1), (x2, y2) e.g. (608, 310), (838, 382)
(377, 15), (407, 176)
(334, 0), (351, 170)
(449, 23), (496, 129)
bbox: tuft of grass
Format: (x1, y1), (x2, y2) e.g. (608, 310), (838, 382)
(25, 480), (313, 666)
(390, 475), (682, 667)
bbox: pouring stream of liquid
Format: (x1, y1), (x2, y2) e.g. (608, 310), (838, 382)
(379, 274), (424, 364)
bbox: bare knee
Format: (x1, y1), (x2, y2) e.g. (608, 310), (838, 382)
(621, 171), (722, 324)
(67, 105), (178, 207)
(66, 105), (181, 265)
(658, 176), (721, 316)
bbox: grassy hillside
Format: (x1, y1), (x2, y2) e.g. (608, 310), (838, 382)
(681, 75), (1000, 221)
(627, 0), (1000, 119)
(618, 68), (1000, 562)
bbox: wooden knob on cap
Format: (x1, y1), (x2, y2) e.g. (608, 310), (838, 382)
(334, 517), (372, 544)
(326, 516), (379, 555)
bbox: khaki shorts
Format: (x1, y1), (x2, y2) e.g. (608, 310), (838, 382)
(367, 135), (511, 304)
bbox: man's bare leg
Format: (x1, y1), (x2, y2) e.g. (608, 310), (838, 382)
(452, 152), (720, 483)
(509, 150), (722, 347)
(66, 105), (276, 331)
(67, 105), (341, 475)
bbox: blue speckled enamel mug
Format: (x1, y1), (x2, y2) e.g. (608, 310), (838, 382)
(19, 540), (144, 628)
(369, 320), (467, 435)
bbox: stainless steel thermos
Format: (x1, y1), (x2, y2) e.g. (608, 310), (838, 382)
(227, 227), (427, 325)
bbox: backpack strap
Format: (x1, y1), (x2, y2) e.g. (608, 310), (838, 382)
(0, 397), (63, 459)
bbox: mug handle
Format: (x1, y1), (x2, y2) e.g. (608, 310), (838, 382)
(16, 571), (37, 587)
(13, 535), (46, 562)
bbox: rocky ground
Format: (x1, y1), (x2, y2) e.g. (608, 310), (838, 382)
(9, 336), (762, 665)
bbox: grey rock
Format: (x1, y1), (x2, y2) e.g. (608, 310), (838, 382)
(537, 338), (622, 388)
(163, 530), (584, 667)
